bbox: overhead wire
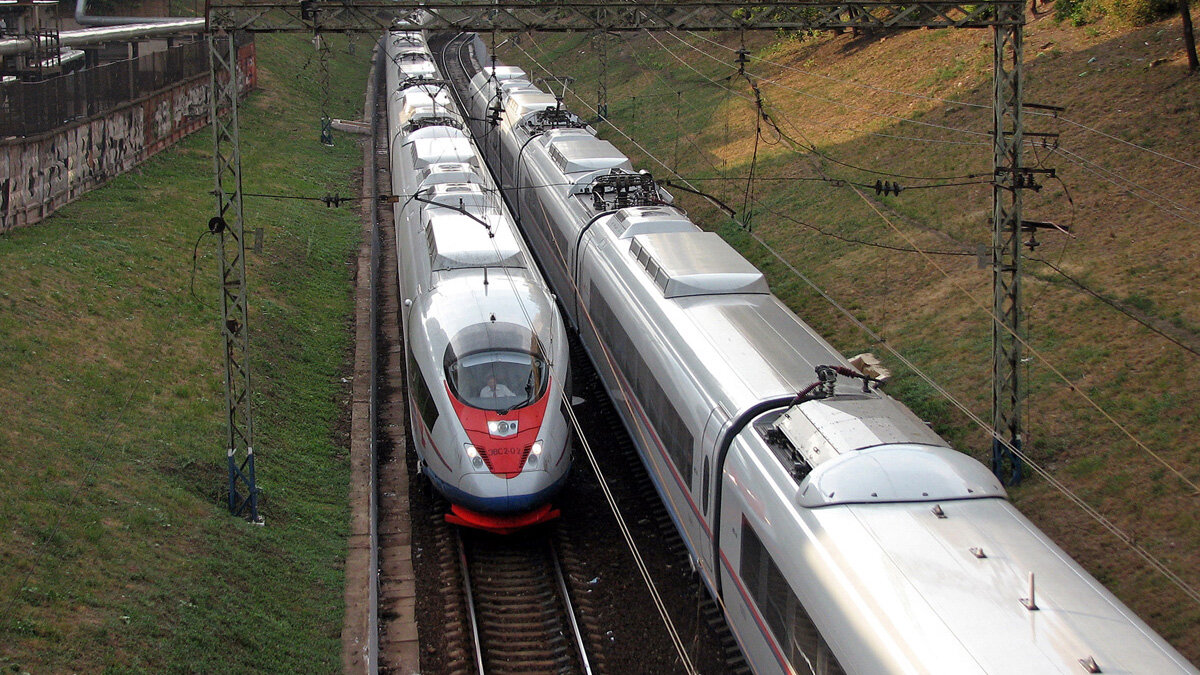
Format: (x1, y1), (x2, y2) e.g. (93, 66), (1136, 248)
(849, 183), (1200, 495)
(684, 30), (1200, 174)
(1050, 146), (1200, 227)
(648, 33), (1200, 381)
(670, 31), (992, 141)
(606, 30), (983, 258)
(1028, 256), (1200, 358)
(506, 30), (1200, 607)
(463, 32), (711, 665)
(643, 31), (989, 184)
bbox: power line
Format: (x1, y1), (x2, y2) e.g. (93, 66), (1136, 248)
(657, 31), (1200, 490)
(1050, 146), (1200, 227)
(643, 31), (988, 183)
(684, 29), (1200, 173)
(669, 31), (992, 141)
(1028, 256), (1200, 358)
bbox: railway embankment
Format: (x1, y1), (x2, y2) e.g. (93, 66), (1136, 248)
(0, 33), (368, 672)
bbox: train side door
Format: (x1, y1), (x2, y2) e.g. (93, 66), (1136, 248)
(695, 406), (728, 590)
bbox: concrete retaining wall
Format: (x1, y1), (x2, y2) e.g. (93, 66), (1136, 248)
(0, 41), (257, 234)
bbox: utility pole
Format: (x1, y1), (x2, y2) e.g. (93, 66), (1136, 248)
(991, 2), (1026, 486)
(208, 29), (260, 522)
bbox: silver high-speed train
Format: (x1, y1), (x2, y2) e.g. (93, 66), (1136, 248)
(447, 36), (1199, 674)
(384, 31), (571, 534)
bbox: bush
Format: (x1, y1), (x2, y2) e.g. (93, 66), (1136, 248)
(1054, 0), (1176, 25)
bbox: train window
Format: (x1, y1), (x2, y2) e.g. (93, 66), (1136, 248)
(445, 350), (547, 412)
(590, 283), (694, 480)
(406, 348), (440, 433)
(741, 518), (847, 675)
(442, 321), (550, 413)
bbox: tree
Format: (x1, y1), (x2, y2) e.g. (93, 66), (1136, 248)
(1183, 0), (1199, 73)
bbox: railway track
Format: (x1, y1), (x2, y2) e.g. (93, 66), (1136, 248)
(458, 528), (593, 674)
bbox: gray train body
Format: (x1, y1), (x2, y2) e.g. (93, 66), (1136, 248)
(452, 46), (1198, 674)
(384, 31), (571, 533)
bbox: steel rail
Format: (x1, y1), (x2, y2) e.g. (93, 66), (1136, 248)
(548, 543), (594, 675)
(456, 529), (488, 675)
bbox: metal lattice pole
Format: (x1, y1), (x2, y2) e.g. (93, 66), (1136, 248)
(991, 8), (1025, 486)
(208, 30), (261, 522)
(318, 33), (334, 146)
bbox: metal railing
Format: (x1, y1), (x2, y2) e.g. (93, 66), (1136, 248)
(0, 39), (210, 137)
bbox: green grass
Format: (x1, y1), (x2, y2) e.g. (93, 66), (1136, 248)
(0, 33), (369, 673)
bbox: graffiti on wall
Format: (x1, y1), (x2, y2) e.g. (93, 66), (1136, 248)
(0, 45), (257, 233)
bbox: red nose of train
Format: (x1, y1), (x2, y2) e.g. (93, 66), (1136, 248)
(443, 382), (561, 533)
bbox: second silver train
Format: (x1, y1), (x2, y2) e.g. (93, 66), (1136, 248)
(447, 35), (1198, 675)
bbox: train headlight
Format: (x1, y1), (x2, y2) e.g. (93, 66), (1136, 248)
(465, 443), (484, 469)
(531, 440), (543, 456)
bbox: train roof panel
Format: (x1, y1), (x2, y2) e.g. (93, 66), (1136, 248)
(395, 88), (455, 123)
(422, 270), (559, 350)
(504, 92), (559, 119)
(426, 212), (523, 270)
(481, 65), (526, 81)
(423, 183), (499, 215)
(776, 395), (951, 470)
(545, 135), (631, 175)
(609, 206), (696, 239)
(408, 132), (476, 169)
(794, 444), (1002, 507)
(630, 231), (768, 298)
(674, 294), (848, 401)
(417, 163), (484, 190)
(802, 498), (1199, 673)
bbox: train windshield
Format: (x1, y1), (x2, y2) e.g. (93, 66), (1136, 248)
(443, 322), (549, 412)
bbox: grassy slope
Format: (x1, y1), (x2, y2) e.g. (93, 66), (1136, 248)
(498, 10), (1200, 663)
(0, 34), (368, 672)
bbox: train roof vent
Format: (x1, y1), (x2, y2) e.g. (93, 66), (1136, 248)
(546, 136), (631, 174)
(628, 231), (768, 298)
(609, 206), (697, 238)
(417, 163), (484, 190)
(395, 88), (455, 124)
(481, 65), (527, 81)
(504, 92), (558, 119)
(423, 183), (498, 214)
(425, 211), (523, 271)
(408, 132), (477, 169)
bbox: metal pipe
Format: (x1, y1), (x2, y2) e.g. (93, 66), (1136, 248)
(0, 18), (204, 55)
(74, 0), (187, 26)
(36, 48), (86, 69)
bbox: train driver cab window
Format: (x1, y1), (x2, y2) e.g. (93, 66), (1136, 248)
(443, 322), (549, 412)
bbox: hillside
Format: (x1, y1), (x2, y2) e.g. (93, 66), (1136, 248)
(494, 9), (1200, 664)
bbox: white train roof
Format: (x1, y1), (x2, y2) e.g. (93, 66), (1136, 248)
(545, 133), (631, 174)
(405, 128), (477, 169)
(416, 163), (484, 190)
(790, 495), (1199, 673)
(504, 91), (560, 119)
(420, 270), (558, 353)
(629, 232), (768, 298)
(426, 211), (522, 271)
